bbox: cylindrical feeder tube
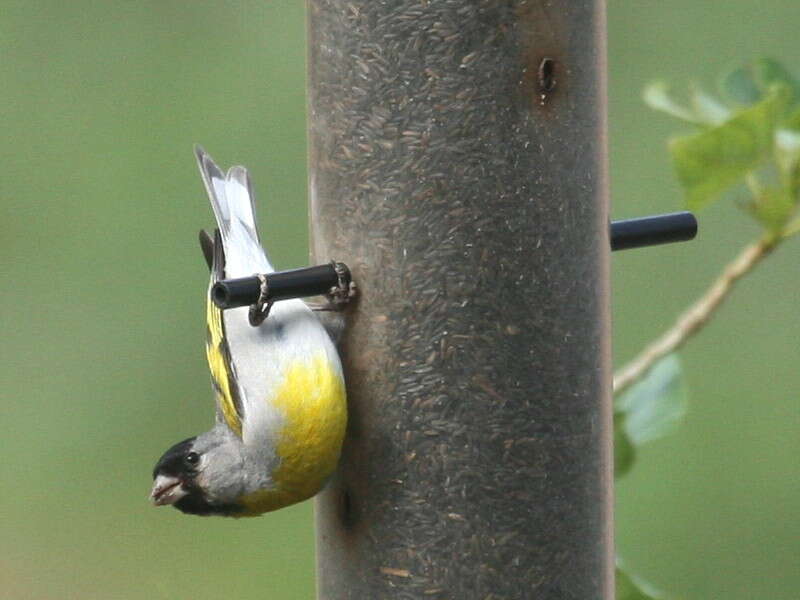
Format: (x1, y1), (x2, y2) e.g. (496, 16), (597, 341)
(308, 2), (612, 599)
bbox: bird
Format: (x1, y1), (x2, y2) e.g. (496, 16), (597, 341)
(150, 146), (347, 517)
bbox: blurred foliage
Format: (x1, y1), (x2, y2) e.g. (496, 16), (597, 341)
(645, 58), (800, 230)
(615, 57), (800, 597)
(610, 7), (800, 598)
(615, 58), (800, 483)
(615, 355), (687, 448)
(616, 562), (665, 600)
(614, 355), (687, 596)
(1, 3), (798, 600)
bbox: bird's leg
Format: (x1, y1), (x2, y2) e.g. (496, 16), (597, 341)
(327, 262), (358, 307)
(307, 282), (356, 310)
(305, 260), (357, 309)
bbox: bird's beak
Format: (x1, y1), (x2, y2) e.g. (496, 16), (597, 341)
(150, 475), (188, 506)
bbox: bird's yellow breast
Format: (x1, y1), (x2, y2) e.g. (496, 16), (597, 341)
(239, 354), (347, 515)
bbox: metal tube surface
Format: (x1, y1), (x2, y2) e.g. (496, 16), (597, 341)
(211, 264), (347, 308)
(611, 212), (698, 251)
(308, 2), (612, 598)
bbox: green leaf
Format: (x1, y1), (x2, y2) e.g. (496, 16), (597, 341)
(782, 217), (800, 238)
(749, 187), (795, 233)
(775, 128), (800, 194)
(753, 58), (800, 104)
(643, 82), (705, 125)
(614, 412), (637, 479)
(719, 59), (800, 107)
(751, 188), (796, 232)
(720, 65), (761, 105)
(616, 566), (664, 600)
(786, 105), (800, 130)
(615, 354), (687, 446)
(670, 83), (792, 210)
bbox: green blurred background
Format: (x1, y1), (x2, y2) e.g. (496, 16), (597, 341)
(1, 2), (797, 598)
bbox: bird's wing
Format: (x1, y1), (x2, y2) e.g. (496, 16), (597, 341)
(198, 229), (214, 271)
(205, 229), (245, 437)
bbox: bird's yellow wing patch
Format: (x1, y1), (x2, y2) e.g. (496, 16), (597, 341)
(239, 354), (346, 515)
(205, 295), (243, 437)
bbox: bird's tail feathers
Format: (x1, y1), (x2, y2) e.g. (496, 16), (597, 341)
(194, 145), (273, 277)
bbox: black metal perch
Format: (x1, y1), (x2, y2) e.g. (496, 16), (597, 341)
(610, 211), (697, 252)
(211, 261), (352, 310)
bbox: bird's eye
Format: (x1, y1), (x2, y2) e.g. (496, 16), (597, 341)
(185, 452), (200, 466)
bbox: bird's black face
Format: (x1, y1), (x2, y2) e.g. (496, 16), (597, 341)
(150, 437), (239, 517)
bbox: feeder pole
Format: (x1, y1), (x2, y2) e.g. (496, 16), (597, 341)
(308, 2), (612, 598)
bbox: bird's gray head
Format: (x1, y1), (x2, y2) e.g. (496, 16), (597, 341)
(151, 428), (246, 516)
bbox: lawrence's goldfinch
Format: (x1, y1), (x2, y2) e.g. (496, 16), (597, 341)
(150, 147), (347, 517)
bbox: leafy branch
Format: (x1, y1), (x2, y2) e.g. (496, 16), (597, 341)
(614, 58), (800, 599)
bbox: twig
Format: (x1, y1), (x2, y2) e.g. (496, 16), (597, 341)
(613, 235), (779, 395)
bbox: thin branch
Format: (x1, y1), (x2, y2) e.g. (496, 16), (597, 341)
(613, 235), (779, 395)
